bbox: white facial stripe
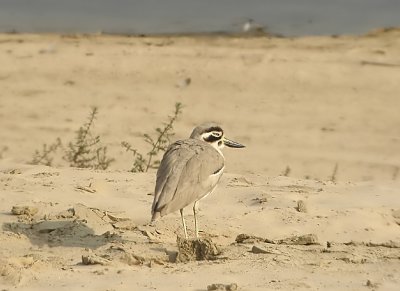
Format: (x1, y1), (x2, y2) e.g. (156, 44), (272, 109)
(202, 132), (212, 139)
(202, 131), (222, 140)
(201, 132), (225, 155)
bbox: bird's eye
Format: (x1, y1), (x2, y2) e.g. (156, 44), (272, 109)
(212, 132), (221, 137)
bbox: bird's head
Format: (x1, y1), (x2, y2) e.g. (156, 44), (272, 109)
(190, 122), (245, 151)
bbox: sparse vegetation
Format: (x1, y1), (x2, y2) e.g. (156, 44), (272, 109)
(31, 138), (62, 166)
(122, 102), (183, 172)
(64, 107), (114, 170)
(392, 166), (399, 181)
(30, 103), (182, 172)
(282, 166), (291, 177)
(30, 107), (114, 170)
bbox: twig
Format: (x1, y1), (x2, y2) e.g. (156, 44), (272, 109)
(30, 138), (62, 166)
(145, 102), (182, 171)
(330, 163), (338, 182)
(0, 146), (9, 159)
(360, 60), (400, 68)
(122, 102), (183, 172)
(282, 166), (291, 177)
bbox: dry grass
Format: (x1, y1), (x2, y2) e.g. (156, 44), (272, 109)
(30, 107), (114, 170)
(122, 102), (183, 172)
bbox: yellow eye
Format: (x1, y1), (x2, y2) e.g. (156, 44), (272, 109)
(212, 132), (221, 137)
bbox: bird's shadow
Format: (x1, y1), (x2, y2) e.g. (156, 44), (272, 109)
(2, 217), (122, 249)
(150, 246), (179, 262)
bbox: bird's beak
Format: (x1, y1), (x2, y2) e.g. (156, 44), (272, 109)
(223, 137), (245, 148)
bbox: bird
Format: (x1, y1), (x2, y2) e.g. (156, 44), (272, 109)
(242, 18), (255, 33)
(151, 123), (245, 239)
(242, 18), (267, 35)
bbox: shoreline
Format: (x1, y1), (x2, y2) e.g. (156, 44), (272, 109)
(1, 26), (399, 39)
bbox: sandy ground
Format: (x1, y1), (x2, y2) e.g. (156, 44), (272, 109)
(1, 30), (400, 290)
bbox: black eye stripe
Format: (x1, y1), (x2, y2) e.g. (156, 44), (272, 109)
(203, 126), (223, 134)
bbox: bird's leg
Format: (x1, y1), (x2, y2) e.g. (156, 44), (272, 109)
(180, 209), (188, 239)
(193, 201), (199, 239)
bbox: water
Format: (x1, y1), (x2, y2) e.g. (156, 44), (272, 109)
(0, 0), (399, 36)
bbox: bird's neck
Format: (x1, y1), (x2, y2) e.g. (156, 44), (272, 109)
(210, 143), (225, 159)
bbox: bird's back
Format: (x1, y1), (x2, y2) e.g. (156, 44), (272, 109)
(151, 138), (224, 220)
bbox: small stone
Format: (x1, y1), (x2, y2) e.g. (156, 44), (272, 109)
(392, 209), (400, 225)
(56, 209), (75, 219)
(207, 283), (238, 291)
(392, 209), (400, 219)
(8, 169), (22, 174)
(296, 200), (308, 213)
(366, 279), (379, 288)
(207, 284), (225, 291)
(120, 253), (143, 266)
(253, 197), (268, 204)
(11, 206), (38, 216)
(235, 233), (263, 244)
(176, 237), (220, 262)
(176, 77), (191, 88)
(279, 234), (319, 245)
(81, 254), (110, 265)
(112, 220), (136, 231)
(252, 245), (269, 254)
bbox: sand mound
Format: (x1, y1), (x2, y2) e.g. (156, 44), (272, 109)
(176, 236), (221, 262)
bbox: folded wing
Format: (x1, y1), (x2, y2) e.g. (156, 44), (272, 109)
(151, 139), (224, 220)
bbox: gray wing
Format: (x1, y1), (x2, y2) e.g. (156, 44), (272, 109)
(151, 139), (224, 219)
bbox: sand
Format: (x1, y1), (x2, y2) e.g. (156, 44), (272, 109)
(1, 29), (400, 290)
